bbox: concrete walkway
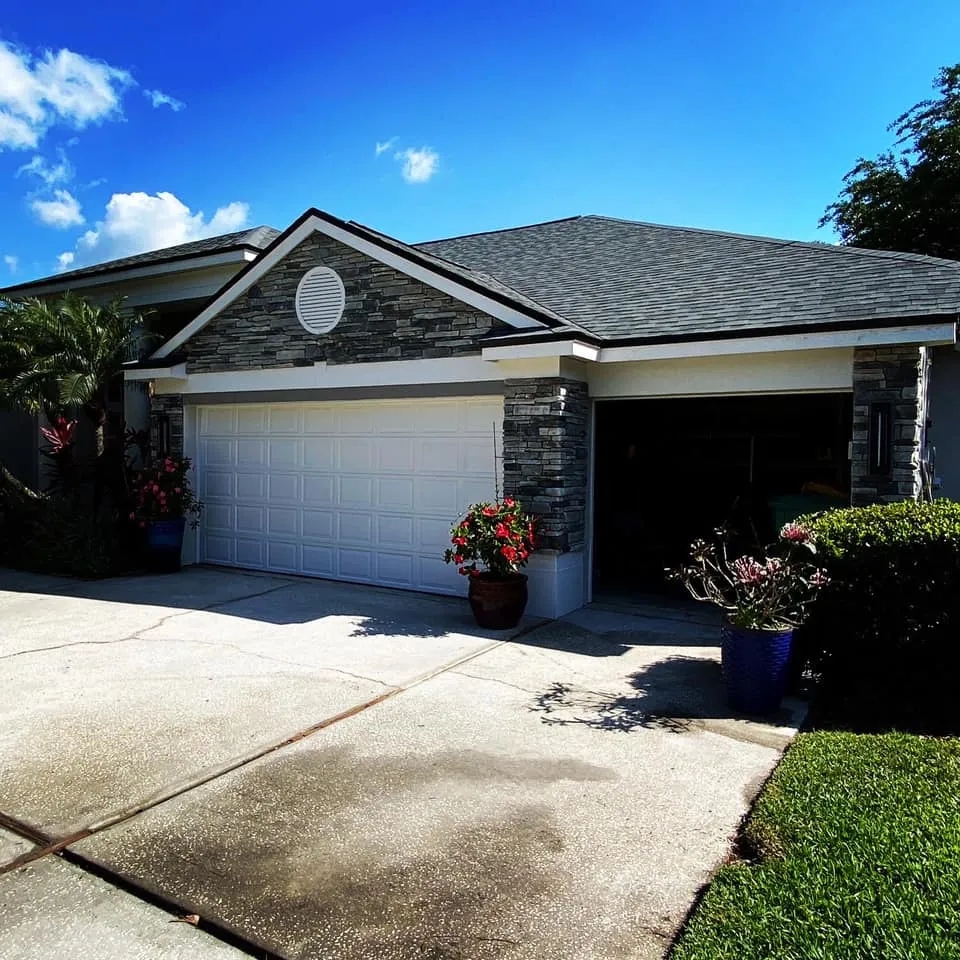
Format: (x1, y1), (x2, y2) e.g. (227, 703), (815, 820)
(0, 567), (803, 959)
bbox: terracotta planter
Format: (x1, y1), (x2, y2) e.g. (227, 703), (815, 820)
(468, 573), (528, 629)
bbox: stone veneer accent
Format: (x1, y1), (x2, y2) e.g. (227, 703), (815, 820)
(502, 378), (589, 552)
(851, 345), (929, 504)
(149, 393), (184, 461)
(185, 232), (507, 372)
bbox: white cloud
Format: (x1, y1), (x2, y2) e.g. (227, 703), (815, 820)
(395, 146), (439, 183)
(0, 41), (132, 150)
(61, 191), (250, 266)
(3, 254), (17, 273)
(17, 151), (73, 185)
(56, 251), (74, 271)
(375, 136), (397, 156)
(30, 189), (84, 228)
(144, 89), (185, 112)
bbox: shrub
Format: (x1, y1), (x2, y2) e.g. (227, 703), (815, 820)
(797, 500), (960, 732)
(443, 498), (536, 578)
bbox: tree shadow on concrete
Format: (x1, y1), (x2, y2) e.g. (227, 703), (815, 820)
(531, 655), (800, 732)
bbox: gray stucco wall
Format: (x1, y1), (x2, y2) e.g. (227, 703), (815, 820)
(185, 232), (507, 373)
(928, 345), (960, 500)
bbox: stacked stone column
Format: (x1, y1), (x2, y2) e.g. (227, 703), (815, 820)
(851, 345), (928, 504)
(502, 378), (589, 551)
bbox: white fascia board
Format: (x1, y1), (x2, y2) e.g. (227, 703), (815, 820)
(124, 363), (187, 381)
(6, 249), (254, 300)
(482, 339), (600, 362)
(597, 322), (957, 363)
(153, 216), (548, 360)
(153, 356), (506, 395)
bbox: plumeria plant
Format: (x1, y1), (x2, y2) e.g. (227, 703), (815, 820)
(130, 455), (203, 528)
(444, 497), (537, 579)
(670, 522), (830, 630)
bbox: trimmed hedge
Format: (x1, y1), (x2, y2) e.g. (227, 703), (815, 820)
(799, 500), (960, 732)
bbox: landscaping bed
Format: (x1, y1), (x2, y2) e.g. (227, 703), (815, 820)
(671, 731), (960, 959)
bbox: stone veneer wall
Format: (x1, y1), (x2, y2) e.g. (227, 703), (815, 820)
(502, 378), (589, 552)
(186, 232), (506, 372)
(149, 393), (184, 461)
(851, 345), (928, 504)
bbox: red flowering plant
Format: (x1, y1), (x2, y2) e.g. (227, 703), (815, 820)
(443, 497), (537, 579)
(670, 522), (830, 630)
(129, 456), (203, 528)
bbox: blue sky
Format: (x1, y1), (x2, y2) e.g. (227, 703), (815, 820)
(1, 0), (958, 282)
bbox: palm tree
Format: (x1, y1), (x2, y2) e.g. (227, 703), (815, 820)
(0, 293), (145, 454)
(0, 293), (150, 510)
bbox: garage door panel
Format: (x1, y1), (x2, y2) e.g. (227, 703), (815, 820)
(377, 477), (414, 509)
(377, 437), (415, 471)
(236, 539), (264, 567)
(196, 397), (502, 596)
(268, 508), (299, 536)
(303, 475), (334, 505)
(267, 541), (298, 571)
(303, 509), (334, 539)
(339, 476), (373, 507)
(416, 478), (460, 514)
(377, 515), (415, 546)
(268, 439), (299, 467)
(268, 473), (299, 502)
(420, 439), (459, 474)
(203, 439), (234, 466)
(376, 553), (414, 585)
(303, 437), (335, 469)
(339, 438), (373, 471)
(236, 473), (265, 500)
(201, 407), (235, 434)
(237, 439), (265, 467)
(339, 512), (373, 543)
(302, 545), (334, 576)
(338, 549), (372, 579)
(268, 407), (300, 433)
(236, 505), (265, 533)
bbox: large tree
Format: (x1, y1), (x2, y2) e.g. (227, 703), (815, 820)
(821, 64), (960, 260)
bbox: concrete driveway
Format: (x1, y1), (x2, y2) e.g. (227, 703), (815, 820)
(0, 567), (802, 959)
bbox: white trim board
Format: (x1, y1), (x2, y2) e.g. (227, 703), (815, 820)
(482, 322), (957, 365)
(153, 215), (547, 359)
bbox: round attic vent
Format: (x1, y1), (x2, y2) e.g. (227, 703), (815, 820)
(295, 266), (346, 335)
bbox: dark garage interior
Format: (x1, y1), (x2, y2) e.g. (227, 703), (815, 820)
(592, 392), (853, 597)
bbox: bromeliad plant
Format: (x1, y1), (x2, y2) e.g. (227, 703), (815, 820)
(444, 498), (537, 579)
(671, 522), (830, 630)
(130, 456), (203, 528)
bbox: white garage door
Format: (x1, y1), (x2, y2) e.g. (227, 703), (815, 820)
(195, 396), (502, 595)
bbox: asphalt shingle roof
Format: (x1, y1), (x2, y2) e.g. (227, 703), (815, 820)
(417, 216), (960, 341)
(2, 225), (281, 292)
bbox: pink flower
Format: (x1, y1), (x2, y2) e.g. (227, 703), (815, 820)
(128, 512), (135, 520)
(780, 522), (812, 544)
(732, 556), (766, 585)
(810, 569), (830, 587)
(173, 487), (181, 494)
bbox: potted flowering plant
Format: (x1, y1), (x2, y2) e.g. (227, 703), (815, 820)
(444, 497), (537, 629)
(130, 455), (203, 572)
(670, 522), (830, 713)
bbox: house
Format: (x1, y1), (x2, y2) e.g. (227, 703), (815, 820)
(4, 209), (960, 617)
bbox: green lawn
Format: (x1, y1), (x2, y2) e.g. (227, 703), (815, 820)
(671, 732), (960, 960)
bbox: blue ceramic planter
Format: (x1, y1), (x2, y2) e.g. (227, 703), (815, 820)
(145, 518), (186, 572)
(721, 619), (794, 714)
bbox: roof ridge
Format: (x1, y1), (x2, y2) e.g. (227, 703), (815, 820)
(580, 215), (960, 270)
(414, 215), (583, 247)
